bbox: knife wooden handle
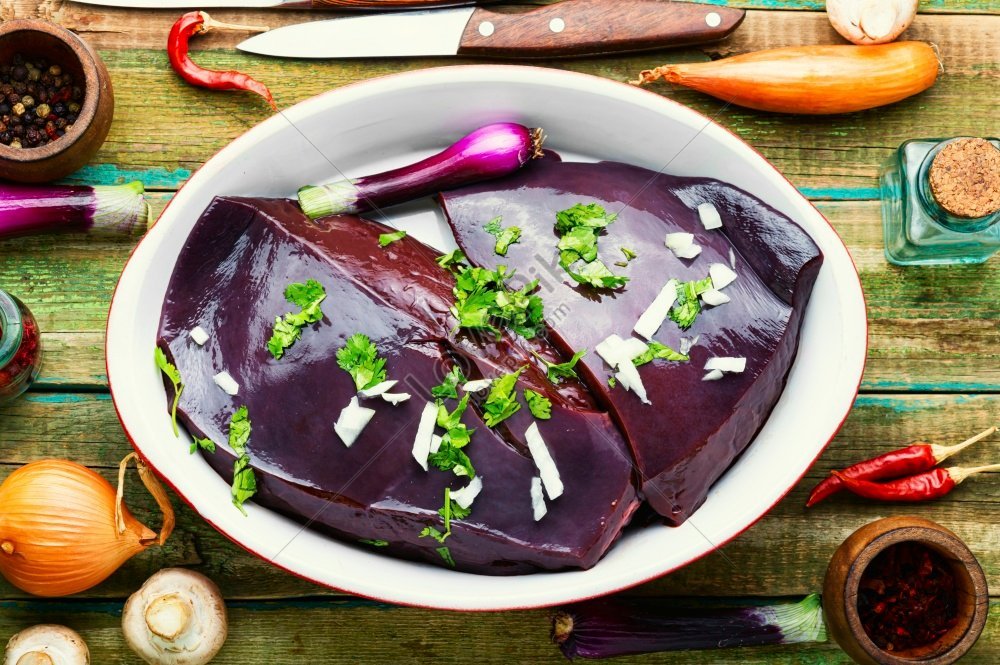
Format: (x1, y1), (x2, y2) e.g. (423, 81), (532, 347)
(301, 0), (488, 8)
(457, 0), (744, 58)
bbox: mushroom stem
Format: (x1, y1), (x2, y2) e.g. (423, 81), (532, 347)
(144, 593), (193, 641)
(16, 655), (55, 665)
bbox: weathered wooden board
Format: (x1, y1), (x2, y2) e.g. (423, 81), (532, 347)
(1, 392), (995, 601)
(2, 200), (996, 391)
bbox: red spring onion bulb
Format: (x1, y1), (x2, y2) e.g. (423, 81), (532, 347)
(297, 123), (544, 219)
(0, 181), (151, 240)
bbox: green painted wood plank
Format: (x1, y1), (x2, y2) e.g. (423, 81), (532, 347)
(1, 393), (995, 601)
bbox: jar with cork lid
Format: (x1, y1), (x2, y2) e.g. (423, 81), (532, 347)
(880, 137), (1000, 265)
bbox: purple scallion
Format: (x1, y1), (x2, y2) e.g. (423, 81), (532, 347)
(0, 181), (151, 240)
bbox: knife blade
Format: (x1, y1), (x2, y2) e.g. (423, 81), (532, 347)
(69, 0), (489, 10)
(237, 0), (745, 59)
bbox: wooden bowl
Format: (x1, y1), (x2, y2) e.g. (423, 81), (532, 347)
(823, 517), (989, 665)
(0, 19), (114, 183)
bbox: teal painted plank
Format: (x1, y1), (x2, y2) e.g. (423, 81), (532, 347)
(798, 187), (882, 201)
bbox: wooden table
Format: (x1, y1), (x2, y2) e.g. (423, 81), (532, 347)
(1, 0), (997, 662)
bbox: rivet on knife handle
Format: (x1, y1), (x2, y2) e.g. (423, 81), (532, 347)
(457, 0), (745, 59)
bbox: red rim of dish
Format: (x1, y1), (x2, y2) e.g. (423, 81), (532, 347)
(105, 65), (869, 612)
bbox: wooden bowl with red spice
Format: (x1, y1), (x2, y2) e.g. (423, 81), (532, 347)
(823, 517), (989, 665)
(0, 19), (114, 183)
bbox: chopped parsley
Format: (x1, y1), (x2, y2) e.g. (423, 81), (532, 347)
(228, 406), (256, 515)
(482, 367), (524, 427)
(336, 333), (387, 391)
(436, 249), (467, 272)
(154, 347), (183, 438)
(524, 389), (552, 420)
(554, 203), (629, 290)
(451, 265), (544, 339)
(429, 394), (476, 478)
(378, 230), (407, 247)
(669, 276), (714, 330)
(621, 247), (638, 261)
(533, 348), (586, 384)
(608, 376), (617, 388)
(483, 216), (522, 256)
(633, 341), (689, 366)
(267, 279), (327, 359)
(359, 539), (389, 547)
(420, 488), (463, 567)
(431, 366), (466, 400)
(189, 436), (216, 455)
(436, 546), (456, 567)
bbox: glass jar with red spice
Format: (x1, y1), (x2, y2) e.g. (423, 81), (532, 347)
(0, 289), (42, 404)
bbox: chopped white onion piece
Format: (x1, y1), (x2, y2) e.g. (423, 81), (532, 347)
(709, 263), (738, 290)
(620, 337), (649, 362)
(530, 476), (547, 521)
(429, 434), (443, 454)
(705, 357), (747, 373)
(381, 392), (411, 405)
(212, 371), (239, 396)
(462, 379), (493, 393)
(615, 361), (650, 404)
(189, 326), (209, 346)
(679, 335), (700, 356)
(451, 476), (483, 510)
(698, 202), (723, 230)
(595, 334), (625, 367)
(700, 289), (731, 306)
(729, 247), (737, 269)
(664, 232), (694, 250)
(359, 379), (397, 398)
(525, 422), (564, 500)
(672, 243), (702, 260)
(633, 279), (679, 340)
(411, 402), (438, 471)
(334, 397), (376, 448)
(702, 369), (724, 381)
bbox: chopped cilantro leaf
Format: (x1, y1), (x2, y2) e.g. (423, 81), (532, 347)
(436, 394), (470, 431)
(336, 333), (387, 391)
(436, 249), (467, 272)
(231, 454), (257, 516)
(608, 376), (617, 388)
(554, 203), (627, 290)
(621, 247), (638, 261)
(431, 366), (466, 400)
(633, 341), (689, 366)
(533, 349), (586, 384)
(524, 389), (552, 420)
(482, 367), (525, 427)
(493, 226), (521, 256)
(429, 395), (476, 477)
(558, 226), (599, 266)
(483, 217), (503, 235)
(420, 526), (447, 544)
(228, 405), (251, 454)
(565, 260), (629, 290)
(267, 279), (326, 359)
(189, 436), (216, 455)
(437, 546), (456, 567)
(668, 276), (714, 330)
(378, 230), (407, 247)
(555, 203), (617, 234)
(154, 347), (183, 438)
(428, 446), (475, 479)
(359, 539), (389, 547)
(450, 265), (545, 339)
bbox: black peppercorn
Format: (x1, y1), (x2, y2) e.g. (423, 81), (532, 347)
(11, 66), (27, 82)
(0, 103), (9, 115)
(0, 53), (81, 147)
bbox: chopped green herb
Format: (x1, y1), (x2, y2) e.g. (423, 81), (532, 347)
(633, 341), (689, 366)
(336, 333), (387, 391)
(189, 436), (216, 455)
(565, 260), (629, 290)
(228, 405), (251, 454)
(436, 393), (470, 431)
(450, 265), (545, 339)
(429, 395), (476, 478)
(668, 276), (714, 330)
(555, 202), (617, 234)
(608, 376), (617, 388)
(378, 230), (407, 247)
(267, 279), (327, 359)
(359, 539), (389, 547)
(431, 366), (466, 400)
(436, 546), (456, 567)
(558, 226), (599, 265)
(524, 389), (552, 420)
(533, 348), (587, 384)
(493, 226), (521, 256)
(228, 406), (255, 515)
(428, 446), (476, 479)
(436, 249), (467, 272)
(420, 526), (447, 544)
(482, 367), (525, 427)
(554, 203), (628, 290)
(154, 347), (183, 438)
(621, 247), (638, 261)
(614, 261), (629, 268)
(484, 217), (503, 235)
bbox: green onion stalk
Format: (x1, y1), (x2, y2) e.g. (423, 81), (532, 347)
(0, 181), (151, 240)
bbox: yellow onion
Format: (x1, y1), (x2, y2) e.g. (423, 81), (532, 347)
(0, 454), (174, 597)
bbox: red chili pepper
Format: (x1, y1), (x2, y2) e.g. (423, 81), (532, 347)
(833, 463), (1000, 502)
(167, 11), (277, 112)
(806, 426), (997, 507)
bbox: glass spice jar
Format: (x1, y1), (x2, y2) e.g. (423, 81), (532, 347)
(0, 288), (42, 405)
(880, 137), (1000, 266)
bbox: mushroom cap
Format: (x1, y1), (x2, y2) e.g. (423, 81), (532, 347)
(826, 0), (917, 45)
(122, 568), (227, 665)
(3, 625), (90, 665)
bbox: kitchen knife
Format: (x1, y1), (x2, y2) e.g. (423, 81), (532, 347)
(69, 0), (493, 10)
(237, 0), (745, 59)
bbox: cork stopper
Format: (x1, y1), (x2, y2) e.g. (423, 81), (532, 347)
(928, 138), (1000, 219)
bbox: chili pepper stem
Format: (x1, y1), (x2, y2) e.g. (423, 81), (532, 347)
(197, 11), (269, 35)
(949, 463), (1000, 485)
(931, 425), (998, 463)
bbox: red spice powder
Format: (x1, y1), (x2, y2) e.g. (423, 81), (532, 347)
(857, 541), (959, 652)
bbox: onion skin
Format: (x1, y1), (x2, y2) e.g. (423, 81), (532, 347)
(0, 459), (158, 597)
(632, 42), (939, 115)
(297, 122), (545, 219)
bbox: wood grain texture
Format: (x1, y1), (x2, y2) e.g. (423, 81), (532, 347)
(457, 1), (744, 58)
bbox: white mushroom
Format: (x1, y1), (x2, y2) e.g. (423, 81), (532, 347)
(826, 0), (917, 45)
(122, 568), (227, 665)
(4, 624), (90, 665)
